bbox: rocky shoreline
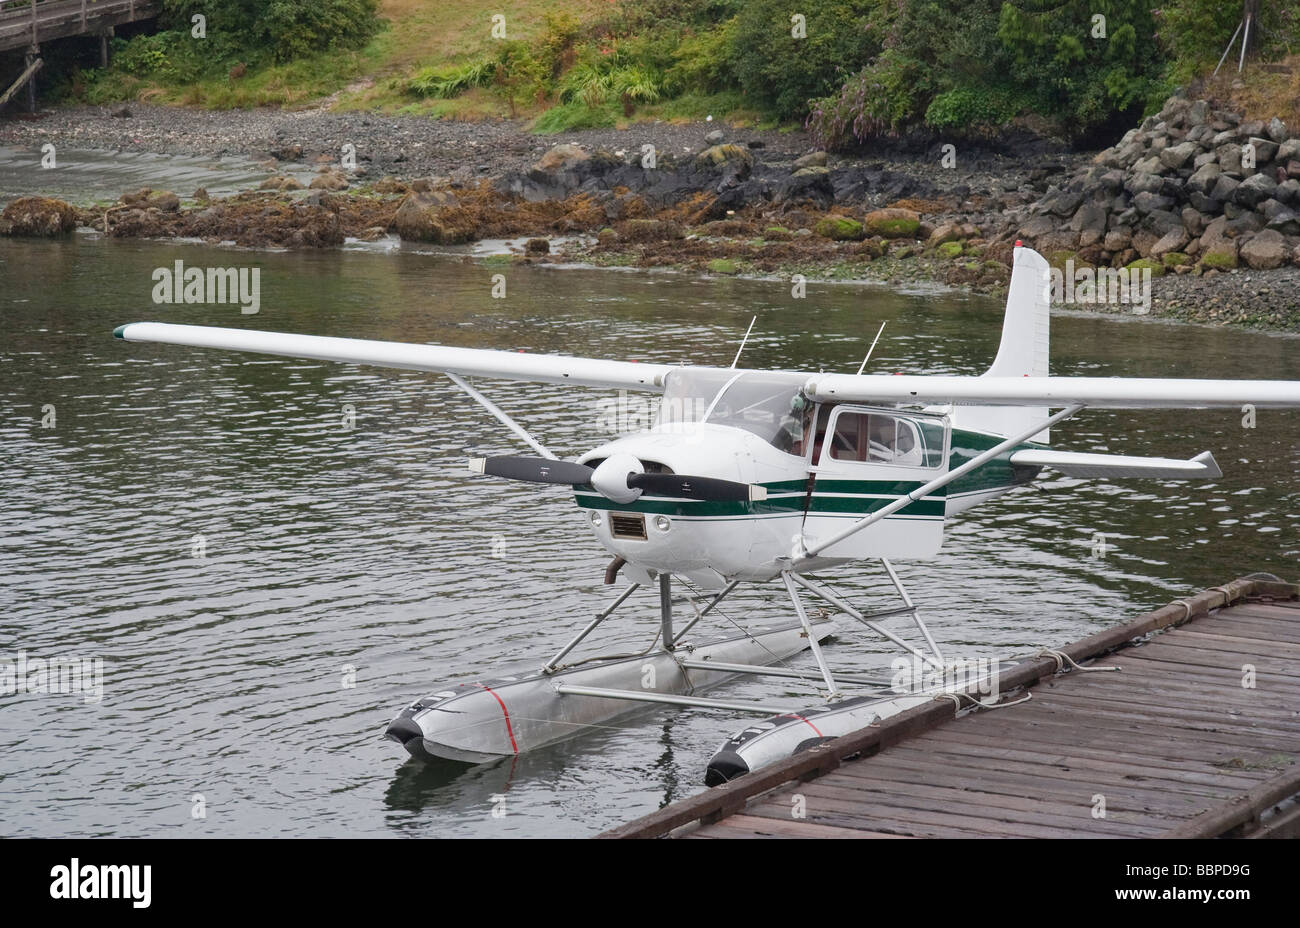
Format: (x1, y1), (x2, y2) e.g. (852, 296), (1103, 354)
(2, 99), (1298, 333)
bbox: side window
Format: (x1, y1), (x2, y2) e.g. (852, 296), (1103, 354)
(829, 413), (934, 467)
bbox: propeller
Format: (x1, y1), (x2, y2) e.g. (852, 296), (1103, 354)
(468, 453), (766, 503)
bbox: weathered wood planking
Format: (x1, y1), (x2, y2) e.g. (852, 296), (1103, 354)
(0, 0), (161, 54)
(600, 577), (1300, 839)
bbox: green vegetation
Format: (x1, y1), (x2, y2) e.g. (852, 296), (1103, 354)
(61, 0), (1300, 142)
(814, 216), (865, 240)
(1125, 257), (1166, 276)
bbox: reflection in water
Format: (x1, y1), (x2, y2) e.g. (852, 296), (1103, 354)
(0, 233), (1296, 838)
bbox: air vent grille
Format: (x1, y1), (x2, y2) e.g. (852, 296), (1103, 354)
(609, 513), (648, 540)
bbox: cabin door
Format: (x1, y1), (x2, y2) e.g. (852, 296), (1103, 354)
(801, 405), (950, 559)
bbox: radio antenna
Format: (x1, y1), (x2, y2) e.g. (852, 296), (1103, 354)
(856, 321), (887, 375)
(731, 316), (757, 369)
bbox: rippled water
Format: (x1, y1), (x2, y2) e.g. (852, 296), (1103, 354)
(1, 229), (1297, 838)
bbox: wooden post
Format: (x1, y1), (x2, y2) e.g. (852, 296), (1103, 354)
(24, 48), (36, 113)
(81, 0), (87, 31)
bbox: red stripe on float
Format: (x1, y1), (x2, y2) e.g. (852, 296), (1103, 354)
(476, 683), (519, 754)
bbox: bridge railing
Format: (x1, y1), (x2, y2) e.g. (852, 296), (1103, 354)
(0, 1), (154, 48)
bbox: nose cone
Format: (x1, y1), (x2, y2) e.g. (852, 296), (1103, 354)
(385, 715), (425, 753)
(704, 750), (750, 786)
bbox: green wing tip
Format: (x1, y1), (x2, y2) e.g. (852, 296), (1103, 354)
(113, 324), (128, 339)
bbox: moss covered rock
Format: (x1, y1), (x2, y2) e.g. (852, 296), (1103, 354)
(1161, 251), (1192, 267)
(862, 208), (920, 239)
(814, 216), (865, 241)
(0, 196), (77, 236)
(1125, 257), (1166, 277)
(937, 241), (964, 258)
(706, 258), (739, 274)
(1199, 249), (1238, 271)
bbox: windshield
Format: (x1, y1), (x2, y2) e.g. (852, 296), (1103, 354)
(657, 369), (809, 452)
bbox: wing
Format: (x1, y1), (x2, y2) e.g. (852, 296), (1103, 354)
(113, 322), (674, 391)
(802, 373), (1300, 409)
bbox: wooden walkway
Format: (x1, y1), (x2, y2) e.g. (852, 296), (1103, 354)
(0, 0), (160, 53)
(601, 576), (1300, 839)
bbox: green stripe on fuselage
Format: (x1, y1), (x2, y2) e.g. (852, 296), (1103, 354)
(570, 428), (1042, 519)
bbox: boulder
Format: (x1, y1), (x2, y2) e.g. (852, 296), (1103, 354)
(534, 144), (589, 174)
(1209, 174), (1241, 203)
(1126, 172), (1165, 195)
(773, 168), (834, 209)
(1159, 141), (1199, 171)
(309, 171), (349, 192)
(1246, 137), (1279, 164)
(1233, 173), (1278, 208)
(792, 151), (828, 171)
(393, 190), (460, 242)
(1240, 229), (1286, 269)
(928, 222), (964, 246)
(694, 144), (754, 177)
(1150, 227), (1190, 257)
(1186, 162), (1221, 195)
(1132, 155), (1165, 176)
(815, 216), (865, 240)
(1266, 117), (1289, 144)
(1103, 228), (1132, 252)
(1133, 191), (1174, 214)
(1217, 144), (1243, 173)
(0, 196), (77, 236)
(863, 208), (921, 239)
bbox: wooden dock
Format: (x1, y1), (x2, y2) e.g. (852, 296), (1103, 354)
(600, 575), (1300, 839)
(0, 0), (160, 54)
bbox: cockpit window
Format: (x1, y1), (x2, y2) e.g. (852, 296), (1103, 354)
(656, 369), (809, 454)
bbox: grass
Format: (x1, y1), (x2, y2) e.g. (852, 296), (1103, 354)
(73, 0), (781, 129)
(1198, 54), (1300, 129)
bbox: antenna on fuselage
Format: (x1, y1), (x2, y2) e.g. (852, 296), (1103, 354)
(856, 321), (887, 375)
(731, 316), (757, 369)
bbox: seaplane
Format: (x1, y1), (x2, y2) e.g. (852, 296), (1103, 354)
(112, 245), (1300, 784)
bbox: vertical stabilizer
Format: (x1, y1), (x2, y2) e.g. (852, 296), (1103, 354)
(953, 245), (1053, 442)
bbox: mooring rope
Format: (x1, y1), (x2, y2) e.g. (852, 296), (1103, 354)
(1034, 648), (1120, 673)
(933, 690), (1031, 713)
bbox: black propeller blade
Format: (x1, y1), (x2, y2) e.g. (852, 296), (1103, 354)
(469, 455), (768, 502)
(469, 456), (593, 485)
(628, 472), (767, 502)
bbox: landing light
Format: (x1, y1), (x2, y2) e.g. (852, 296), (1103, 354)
(654, 515), (671, 532)
(589, 512), (602, 527)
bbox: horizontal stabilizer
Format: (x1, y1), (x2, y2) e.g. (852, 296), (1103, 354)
(1010, 449), (1222, 480)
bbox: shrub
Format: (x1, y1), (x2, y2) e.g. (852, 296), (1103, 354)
(729, 0), (876, 121)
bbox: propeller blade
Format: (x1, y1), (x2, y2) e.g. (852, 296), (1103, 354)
(628, 473), (768, 502)
(469, 456), (594, 485)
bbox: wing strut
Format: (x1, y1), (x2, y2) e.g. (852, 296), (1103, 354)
(799, 404), (1086, 558)
(446, 372), (557, 460)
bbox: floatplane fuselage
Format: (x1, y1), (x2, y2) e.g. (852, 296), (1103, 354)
(112, 245), (1297, 782)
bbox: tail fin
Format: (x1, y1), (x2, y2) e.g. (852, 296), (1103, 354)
(952, 245), (1053, 442)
